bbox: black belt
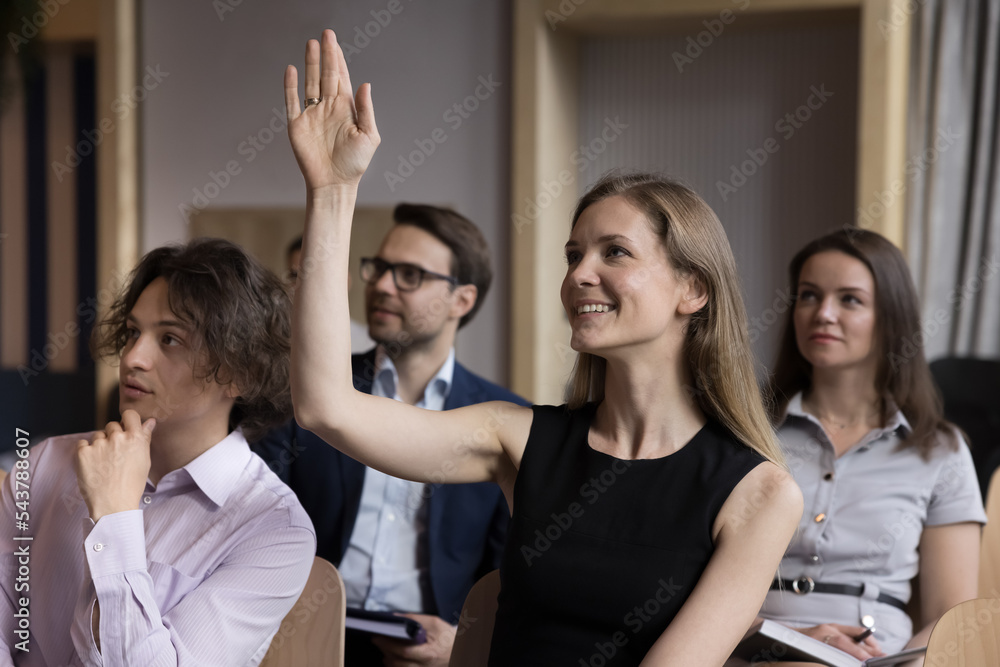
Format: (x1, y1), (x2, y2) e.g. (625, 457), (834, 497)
(771, 578), (908, 613)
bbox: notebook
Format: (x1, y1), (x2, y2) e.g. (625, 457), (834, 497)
(345, 608), (427, 644)
(734, 619), (926, 666)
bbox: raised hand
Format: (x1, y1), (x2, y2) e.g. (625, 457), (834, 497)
(284, 29), (380, 193)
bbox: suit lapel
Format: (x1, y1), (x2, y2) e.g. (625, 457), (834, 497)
(430, 361), (486, 555)
(445, 361), (485, 410)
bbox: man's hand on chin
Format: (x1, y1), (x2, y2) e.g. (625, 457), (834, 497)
(371, 613), (457, 667)
(74, 409), (156, 522)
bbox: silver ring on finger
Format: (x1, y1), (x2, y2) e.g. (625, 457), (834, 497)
(823, 635), (833, 644)
(305, 97), (322, 108)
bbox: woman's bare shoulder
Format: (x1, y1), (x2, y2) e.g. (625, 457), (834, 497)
(717, 461), (803, 538)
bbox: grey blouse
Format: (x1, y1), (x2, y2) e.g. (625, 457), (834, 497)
(760, 393), (987, 653)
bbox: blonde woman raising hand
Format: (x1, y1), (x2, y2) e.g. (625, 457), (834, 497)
(285, 29), (802, 666)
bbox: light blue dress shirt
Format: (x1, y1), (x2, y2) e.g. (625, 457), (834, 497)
(339, 347), (455, 613)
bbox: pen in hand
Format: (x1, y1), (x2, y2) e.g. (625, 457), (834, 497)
(853, 626), (875, 642)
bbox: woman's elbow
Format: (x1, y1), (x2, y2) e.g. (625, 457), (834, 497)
(292, 387), (353, 435)
(292, 393), (332, 433)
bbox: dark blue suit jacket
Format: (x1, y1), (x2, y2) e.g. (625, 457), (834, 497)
(253, 350), (528, 623)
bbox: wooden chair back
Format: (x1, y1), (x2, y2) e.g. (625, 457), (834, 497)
(260, 556), (346, 667)
(448, 570), (500, 667)
(925, 598), (1000, 666)
(980, 467), (1000, 598)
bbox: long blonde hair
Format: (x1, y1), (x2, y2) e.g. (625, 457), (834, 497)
(566, 173), (785, 467)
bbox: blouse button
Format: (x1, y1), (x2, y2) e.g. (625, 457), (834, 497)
(810, 554), (820, 562)
(814, 513), (827, 523)
(93, 543), (103, 552)
(143, 496), (152, 505)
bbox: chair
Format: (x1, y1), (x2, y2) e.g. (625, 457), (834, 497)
(260, 556), (346, 667)
(924, 598), (1000, 666)
(448, 570), (500, 667)
(929, 357), (1000, 499)
(980, 467), (1000, 599)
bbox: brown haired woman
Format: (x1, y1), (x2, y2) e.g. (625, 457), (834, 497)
(759, 229), (986, 664)
(285, 30), (802, 665)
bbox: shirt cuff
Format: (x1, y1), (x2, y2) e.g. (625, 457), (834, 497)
(84, 510), (148, 579)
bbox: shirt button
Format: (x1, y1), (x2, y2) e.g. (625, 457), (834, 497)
(814, 513), (826, 523)
(823, 472), (834, 481)
(143, 496), (152, 504)
(810, 554), (820, 562)
(93, 543), (103, 552)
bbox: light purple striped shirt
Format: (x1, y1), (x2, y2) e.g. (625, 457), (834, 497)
(0, 430), (316, 666)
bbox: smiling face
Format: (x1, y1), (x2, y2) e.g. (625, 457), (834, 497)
(793, 250), (878, 373)
(560, 196), (703, 358)
(364, 224), (474, 355)
(119, 277), (236, 437)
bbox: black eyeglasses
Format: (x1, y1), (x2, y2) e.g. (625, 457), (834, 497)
(360, 257), (458, 292)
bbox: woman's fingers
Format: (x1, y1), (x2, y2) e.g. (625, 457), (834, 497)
(355, 82), (378, 139)
(320, 29), (339, 103)
(331, 33), (356, 116)
(284, 65), (301, 121)
(304, 38), (321, 101)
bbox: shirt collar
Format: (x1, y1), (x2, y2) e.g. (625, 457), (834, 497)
(179, 429), (252, 507)
(374, 346), (455, 404)
(781, 391), (912, 436)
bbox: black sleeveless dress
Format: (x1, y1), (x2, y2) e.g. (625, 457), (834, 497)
(488, 403), (766, 665)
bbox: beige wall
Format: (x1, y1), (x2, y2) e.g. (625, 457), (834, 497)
(511, 0), (910, 403)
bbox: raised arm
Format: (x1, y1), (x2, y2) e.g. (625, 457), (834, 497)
(285, 30), (530, 487)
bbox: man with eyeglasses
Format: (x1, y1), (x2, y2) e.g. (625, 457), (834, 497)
(254, 203), (528, 667)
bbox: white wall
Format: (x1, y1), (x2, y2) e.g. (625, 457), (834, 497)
(141, 0), (512, 385)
